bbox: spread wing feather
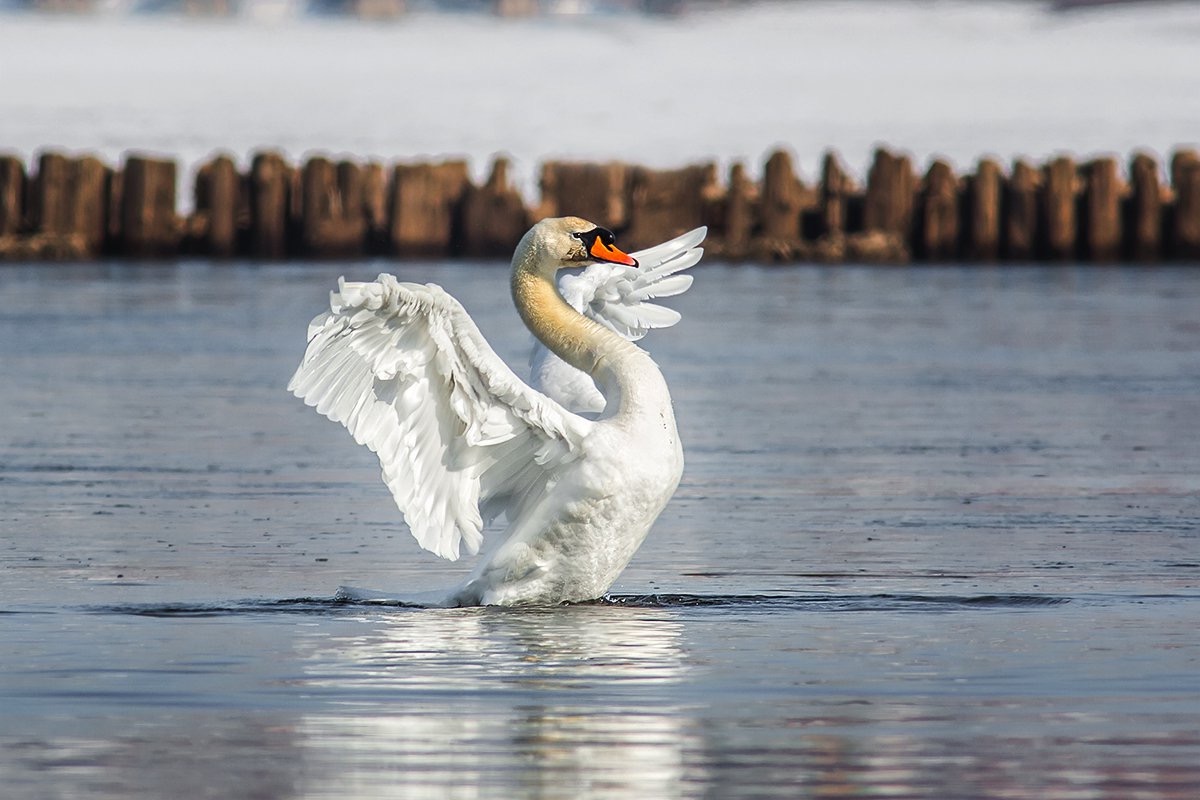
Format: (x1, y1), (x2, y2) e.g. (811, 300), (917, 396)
(531, 226), (706, 414)
(289, 274), (592, 561)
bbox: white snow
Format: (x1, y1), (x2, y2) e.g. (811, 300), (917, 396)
(2, 1), (1198, 204)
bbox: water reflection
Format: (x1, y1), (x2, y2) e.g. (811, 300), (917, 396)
(295, 606), (703, 799)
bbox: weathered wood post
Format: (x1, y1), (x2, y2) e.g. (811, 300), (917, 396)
(964, 158), (1001, 261)
(864, 147), (915, 238)
(33, 152), (73, 236)
(1126, 152), (1162, 262)
(1041, 156), (1078, 260)
(1170, 149), (1200, 260)
(625, 163), (718, 250)
(722, 161), (757, 260)
(194, 154), (239, 258)
(1081, 157), (1122, 262)
(120, 155), (178, 257)
(917, 159), (959, 261)
(336, 160), (366, 248)
(461, 157), (529, 258)
(299, 156), (366, 257)
(0, 155), (26, 237)
(759, 149), (805, 244)
(299, 156), (337, 257)
(819, 150), (851, 238)
(72, 156), (110, 255)
(852, 148), (915, 262)
(106, 167), (124, 248)
(1170, 149), (1199, 191)
(1003, 159), (1039, 261)
(31, 153), (111, 255)
(387, 160), (470, 257)
(362, 161), (389, 254)
(537, 161), (629, 231)
(249, 151), (290, 259)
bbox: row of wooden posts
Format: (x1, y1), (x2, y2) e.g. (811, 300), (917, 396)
(1, 147), (1199, 263)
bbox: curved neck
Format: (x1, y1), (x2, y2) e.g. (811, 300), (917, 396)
(511, 259), (633, 379)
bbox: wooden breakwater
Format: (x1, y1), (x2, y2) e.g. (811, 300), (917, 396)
(1, 147), (1199, 264)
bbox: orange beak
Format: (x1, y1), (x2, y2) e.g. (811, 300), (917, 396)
(589, 237), (638, 267)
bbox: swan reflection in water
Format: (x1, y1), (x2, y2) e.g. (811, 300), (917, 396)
(293, 605), (704, 798)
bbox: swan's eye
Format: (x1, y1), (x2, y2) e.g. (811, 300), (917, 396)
(573, 228), (616, 249)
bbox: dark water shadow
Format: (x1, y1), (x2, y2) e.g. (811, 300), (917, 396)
(74, 592), (1077, 618)
(594, 593), (1072, 611)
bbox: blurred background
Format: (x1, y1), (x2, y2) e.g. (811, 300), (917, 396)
(2, 0), (1198, 195)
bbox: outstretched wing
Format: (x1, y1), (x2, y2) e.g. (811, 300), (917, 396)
(289, 275), (593, 561)
(531, 226), (706, 414)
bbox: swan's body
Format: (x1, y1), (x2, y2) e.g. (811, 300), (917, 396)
(288, 218), (705, 606)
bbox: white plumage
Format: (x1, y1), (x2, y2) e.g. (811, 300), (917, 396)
(530, 226), (706, 414)
(289, 218), (705, 606)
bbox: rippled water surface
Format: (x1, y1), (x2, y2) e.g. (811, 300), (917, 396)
(2, 261), (1199, 799)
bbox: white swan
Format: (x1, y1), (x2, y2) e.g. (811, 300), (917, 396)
(288, 217), (706, 607)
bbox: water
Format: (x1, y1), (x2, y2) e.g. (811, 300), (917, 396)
(1, 260), (1198, 798)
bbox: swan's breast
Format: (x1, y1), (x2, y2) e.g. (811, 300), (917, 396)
(465, 421), (682, 607)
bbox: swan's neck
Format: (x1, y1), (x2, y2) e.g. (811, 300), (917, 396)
(511, 239), (676, 433)
(512, 265), (632, 377)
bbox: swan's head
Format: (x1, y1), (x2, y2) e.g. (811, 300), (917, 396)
(517, 217), (638, 275)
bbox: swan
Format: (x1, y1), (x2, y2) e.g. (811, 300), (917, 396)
(288, 217), (706, 607)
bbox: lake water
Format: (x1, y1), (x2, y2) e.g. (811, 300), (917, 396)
(1, 259), (1198, 798)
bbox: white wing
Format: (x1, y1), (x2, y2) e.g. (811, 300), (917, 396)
(530, 226), (706, 414)
(288, 274), (593, 562)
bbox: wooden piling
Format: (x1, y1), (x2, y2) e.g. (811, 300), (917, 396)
(120, 155), (177, 257)
(538, 161), (630, 232)
(0, 155), (26, 237)
(1170, 150), (1200, 260)
(1081, 157), (1123, 262)
(1170, 149), (1199, 191)
(299, 156), (367, 257)
(336, 160), (366, 244)
(1041, 156), (1078, 260)
(33, 152), (73, 236)
(194, 154), (239, 258)
(917, 159), (959, 261)
(72, 156), (110, 254)
(1003, 159), (1039, 261)
(964, 158), (1001, 261)
(249, 151), (290, 259)
(387, 160), (470, 257)
(625, 163), (718, 250)
(29, 153), (110, 256)
(721, 161), (757, 260)
(299, 156), (338, 256)
(759, 150), (806, 243)
(2, 145), (1199, 265)
(362, 161), (389, 254)
(461, 157), (528, 258)
(864, 148), (915, 238)
(106, 167), (124, 247)
(819, 150), (851, 237)
(1126, 152), (1162, 262)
